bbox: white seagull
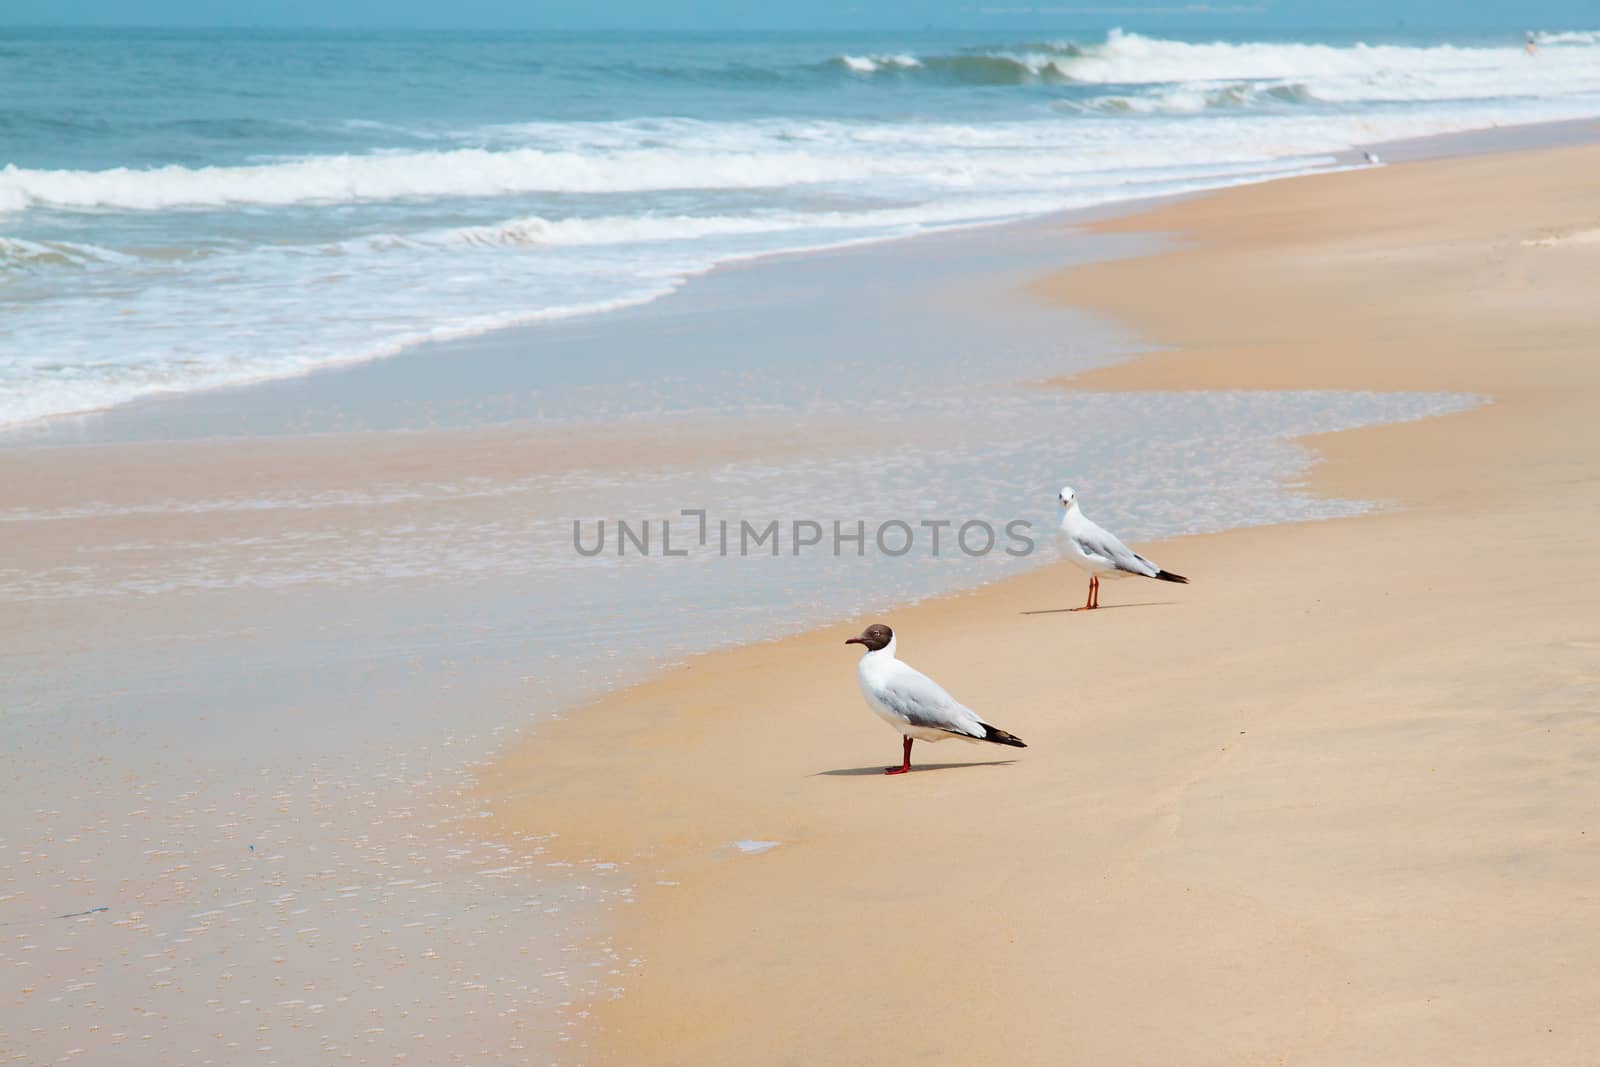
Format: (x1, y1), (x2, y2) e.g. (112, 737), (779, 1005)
(844, 623), (1026, 775)
(1056, 485), (1189, 610)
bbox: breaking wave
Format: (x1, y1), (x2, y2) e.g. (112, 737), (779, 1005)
(0, 147), (908, 214)
(826, 28), (1600, 93)
(0, 235), (134, 271)
(1534, 29), (1600, 45)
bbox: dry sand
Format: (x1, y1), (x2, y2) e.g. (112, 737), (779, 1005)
(478, 144), (1600, 1064)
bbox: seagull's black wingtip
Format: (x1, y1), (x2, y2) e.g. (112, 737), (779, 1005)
(981, 724), (1028, 748)
(1154, 569), (1189, 584)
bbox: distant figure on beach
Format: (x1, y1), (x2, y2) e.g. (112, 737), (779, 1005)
(845, 623), (1026, 775)
(1526, 32), (1539, 56)
(1056, 486), (1189, 610)
(1364, 151), (1383, 165)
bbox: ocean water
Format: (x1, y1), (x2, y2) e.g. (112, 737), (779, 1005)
(3, 25), (1599, 429)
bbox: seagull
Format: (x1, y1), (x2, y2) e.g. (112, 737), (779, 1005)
(1056, 485), (1188, 610)
(844, 623), (1026, 775)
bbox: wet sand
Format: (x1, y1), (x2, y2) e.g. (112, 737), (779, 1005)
(479, 143), (1600, 1063)
(4, 199), (1444, 1063)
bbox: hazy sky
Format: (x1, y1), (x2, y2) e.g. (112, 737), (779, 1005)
(0, 1), (1587, 30)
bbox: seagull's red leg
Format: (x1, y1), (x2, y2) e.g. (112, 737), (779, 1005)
(885, 735), (912, 775)
(1073, 578), (1095, 611)
(1088, 575), (1099, 609)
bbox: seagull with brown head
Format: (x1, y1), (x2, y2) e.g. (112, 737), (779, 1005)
(844, 622), (1026, 775)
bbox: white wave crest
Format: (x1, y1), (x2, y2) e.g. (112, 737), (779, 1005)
(364, 198), (1075, 253)
(837, 53), (922, 73)
(1075, 80), (1320, 115)
(0, 146), (907, 215)
(1044, 28), (1600, 87)
(1534, 29), (1600, 45)
(822, 30), (1600, 104)
(375, 212), (812, 250)
(0, 235), (136, 270)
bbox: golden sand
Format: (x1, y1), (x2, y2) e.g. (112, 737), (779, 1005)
(479, 145), (1600, 1064)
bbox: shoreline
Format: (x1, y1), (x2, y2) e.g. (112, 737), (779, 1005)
(7, 125), (1597, 1065)
(8, 113), (1596, 449)
(3, 176), (1438, 1065)
(478, 141), (1600, 1063)
(0, 141), (1478, 1064)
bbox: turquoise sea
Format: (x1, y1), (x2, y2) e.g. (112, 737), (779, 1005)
(4, 25), (1599, 428)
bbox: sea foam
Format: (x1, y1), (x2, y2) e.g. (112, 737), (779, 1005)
(3, 29), (1598, 429)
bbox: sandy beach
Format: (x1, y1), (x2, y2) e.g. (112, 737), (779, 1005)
(1, 158), (1461, 1066)
(478, 142), (1600, 1064)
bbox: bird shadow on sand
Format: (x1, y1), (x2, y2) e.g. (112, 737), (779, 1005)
(1020, 602), (1178, 616)
(816, 760), (1020, 777)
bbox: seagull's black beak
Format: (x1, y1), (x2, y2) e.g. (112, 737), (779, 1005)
(844, 636), (867, 646)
